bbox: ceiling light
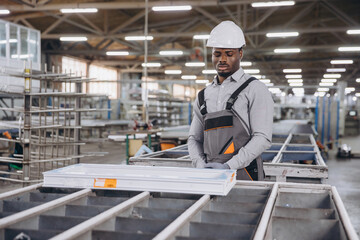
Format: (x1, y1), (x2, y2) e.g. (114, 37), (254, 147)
(355, 93), (360, 97)
(283, 69), (302, 73)
(260, 79), (271, 83)
(321, 78), (337, 83)
(60, 36), (87, 41)
(285, 74), (302, 78)
(106, 51), (129, 56)
(326, 68), (346, 72)
(315, 92), (326, 97)
(268, 88), (281, 93)
(165, 70), (182, 74)
(253, 75), (266, 79)
(152, 5), (192, 11)
(196, 79), (210, 84)
(317, 88), (329, 92)
(323, 74), (341, 78)
(193, 35), (210, 40)
(181, 75), (197, 80)
(274, 48), (301, 53)
(338, 47), (360, 52)
(244, 69), (260, 74)
(252, 1), (295, 7)
(319, 82), (334, 86)
(356, 78), (360, 83)
(330, 60), (353, 64)
(60, 8), (98, 13)
(185, 62), (205, 67)
(202, 69), (217, 74)
(0, 9), (10, 14)
(142, 62), (161, 67)
(240, 61), (252, 66)
(347, 29), (360, 35)
(345, 87), (355, 92)
(266, 32), (299, 37)
(266, 83), (274, 86)
(159, 50), (183, 56)
(125, 36), (153, 41)
(287, 79), (303, 83)
(289, 83), (303, 86)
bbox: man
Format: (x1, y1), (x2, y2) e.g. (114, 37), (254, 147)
(188, 21), (273, 181)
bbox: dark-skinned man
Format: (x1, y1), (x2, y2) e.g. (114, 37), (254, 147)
(188, 21), (273, 181)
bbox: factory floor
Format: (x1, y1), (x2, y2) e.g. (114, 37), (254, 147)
(0, 136), (360, 236)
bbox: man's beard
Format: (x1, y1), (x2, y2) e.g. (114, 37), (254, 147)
(218, 71), (231, 78)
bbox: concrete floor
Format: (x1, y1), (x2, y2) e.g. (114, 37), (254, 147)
(0, 136), (359, 237)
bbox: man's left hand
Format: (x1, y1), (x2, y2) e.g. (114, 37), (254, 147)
(204, 163), (230, 169)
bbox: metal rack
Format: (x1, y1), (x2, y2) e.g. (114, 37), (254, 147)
(0, 181), (357, 240)
(0, 66), (104, 184)
(129, 133), (328, 183)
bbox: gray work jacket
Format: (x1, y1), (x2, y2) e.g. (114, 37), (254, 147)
(188, 68), (274, 169)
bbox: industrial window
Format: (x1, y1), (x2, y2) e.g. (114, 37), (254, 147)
(89, 64), (118, 99)
(61, 56), (87, 92)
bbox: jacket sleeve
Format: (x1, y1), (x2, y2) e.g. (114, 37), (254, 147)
(226, 82), (273, 169)
(188, 96), (207, 168)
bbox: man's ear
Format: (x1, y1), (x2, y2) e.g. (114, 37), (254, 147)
(239, 49), (243, 60)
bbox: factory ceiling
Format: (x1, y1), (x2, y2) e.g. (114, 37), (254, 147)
(1, 0), (360, 95)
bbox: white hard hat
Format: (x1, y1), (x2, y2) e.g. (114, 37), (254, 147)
(206, 21), (246, 48)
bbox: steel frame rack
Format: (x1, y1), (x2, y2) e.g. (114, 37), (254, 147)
(0, 181), (357, 240)
(0, 66), (104, 184)
(129, 133), (328, 183)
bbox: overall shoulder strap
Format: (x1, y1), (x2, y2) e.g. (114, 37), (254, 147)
(226, 77), (257, 110)
(197, 88), (208, 115)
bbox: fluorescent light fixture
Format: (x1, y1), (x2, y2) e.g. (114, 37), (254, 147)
(252, 1), (295, 7)
(60, 8), (98, 13)
(0, 9), (10, 14)
(106, 51), (129, 56)
(266, 32), (299, 37)
(266, 83), (274, 86)
(0, 39), (17, 44)
(244, 69), (260, 74)
(356, 78), (360, 83)
(240, 61), (252, 66)
(152, 5), (192, 11)
(347, 29), (360, 35)
(317, 88), (329, 92)
(181, 75), (197, 80)
(330, 59), (353, 64)
(260, 79), (271, 83)
(283, 69), (302, 73)
(274, 48), (301, 53)
(323, 74), (341, 78)
(315, 92), (326, 97)
(125, 36), (153, 41)
(11, 54), (32, 59)
(196, 79), (210, 84)
(60, 36), (87, 41)
(287, 79), (303, 83)
(321, 78), (337, 83)
(285, 74), (302, 78)
(289, 83), (303, 86)
(338, 47), (360, 52)
(193, 35), (210, 40)
(293, 88), (304, 92)
(252, 75), (264, 79)
(159, 50), (183, 56)
(202, 69), (217, 74)
(165, 70), (182, 74)
(142, 62), (161, 67)
(355, 93), (360, 97)
(345, 87), (355, 92)
(185, 62), (205, 67)
(319, 82), (334, 86)
(326, 68), (346, 72)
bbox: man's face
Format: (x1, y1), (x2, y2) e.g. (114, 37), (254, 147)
(212, 48), (242, 79)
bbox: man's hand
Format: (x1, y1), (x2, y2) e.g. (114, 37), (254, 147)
(204, 162), (230, 169)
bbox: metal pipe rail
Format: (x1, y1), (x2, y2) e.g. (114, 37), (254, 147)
(0, 181), (357, 240)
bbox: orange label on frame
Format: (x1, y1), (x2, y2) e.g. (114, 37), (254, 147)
(94, 178), (117, 188)
(230, 173), (235, 182)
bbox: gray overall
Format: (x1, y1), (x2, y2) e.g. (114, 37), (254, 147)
(198, 77), (264, 181)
